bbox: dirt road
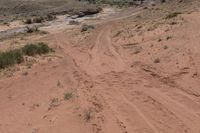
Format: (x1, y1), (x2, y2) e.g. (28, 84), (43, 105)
(1, 4), (200, 133)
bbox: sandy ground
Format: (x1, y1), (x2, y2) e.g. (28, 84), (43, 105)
(1, 2), (200, 133)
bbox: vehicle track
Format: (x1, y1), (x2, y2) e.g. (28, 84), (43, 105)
(51, 15), (200, 132)
(1, 5), (200, 133)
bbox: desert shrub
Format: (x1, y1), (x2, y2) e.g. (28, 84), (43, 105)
(24, 18), (32, 24)
(165, 12), (181, 19)
(81, 24), (95, 32)
(82, 0), (142, 7)
(37, 42), (53, 54)
(69, 20), (80, 25)
(22, 43), (52, 56)
(26, 26), (39, 33)
(84, 109), (92, 121)
(32, 17), (44, 23)
(49, 98), (59, 109)
(64, 92), (73, 100)
(24, 16), (46, 25)
(0, 43), (52, 69)
(0, 49), (23, 69)
(22, 44), (39, 56)
(46, 14), (56, 21)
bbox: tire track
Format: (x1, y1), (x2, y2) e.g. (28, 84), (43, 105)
(85, 25), (125, 76)
(95, 72), (197, 133)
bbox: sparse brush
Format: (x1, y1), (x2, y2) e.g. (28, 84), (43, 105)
(84, 109), (92, 121)
(49, 98), (59, 110)
(26, 26), (39, 33)
(64, 92), (73, 100)
(51, 98), (59, 104)
(0, 43), (53, 69)
(0, 49), (23, 69)
(24, 18), (32, 24)
(69, 20), (80, 25)
(22, 43), (53, 56)
(165, 12), (181, 19)
(32, 17), (44, 23)
(81, 24), (95, 32)
(46, 14), (56, 21)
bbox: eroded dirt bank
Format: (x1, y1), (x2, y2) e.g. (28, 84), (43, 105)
(1, 1), (200, 133)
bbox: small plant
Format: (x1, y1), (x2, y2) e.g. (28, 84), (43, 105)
(84, 109), (92, 121)
(165, 12), (181, 19)
(51, 98), (59, 103)
(26, 26), (39, 33)
(69, 20), (80, 25)
(154, 58), (160, 63)
(49, 98), (59, 110)
(24, 18), (32, 24)
(64, 92), (73, 100)
(32, 17), (44, 23)
(81, 24), (95, 32)
(46, 14), (56, 21)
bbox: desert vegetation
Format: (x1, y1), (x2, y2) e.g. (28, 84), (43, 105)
(82, 0), (145, 6)
(165, 12), (182, 19)
(0, 0), (101, 24)
(0, 43), (52, 69)
(64, 92), (73, 100)
(81, 24), (95, 32)
(0, 49), (24, 69)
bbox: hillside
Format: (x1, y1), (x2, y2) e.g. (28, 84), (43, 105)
(0, 0), (200, 133)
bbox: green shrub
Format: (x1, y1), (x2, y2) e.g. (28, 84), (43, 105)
(0, 43), (52, 69)
(38, 43), (53, 54)
(64, 92), (73, 100)
(22, 44), (38, 56)
(22, 43), (52, 56)
(0, 49), (23, 69)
